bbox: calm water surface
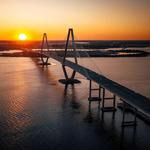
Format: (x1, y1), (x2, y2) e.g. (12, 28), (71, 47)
(0, 57), (150, 150)
(77, 56), (150, 98)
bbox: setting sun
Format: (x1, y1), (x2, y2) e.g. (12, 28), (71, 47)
(18, 33), (27, 41)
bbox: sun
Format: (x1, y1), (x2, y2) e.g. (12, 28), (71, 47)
(18, 33), (27, 41)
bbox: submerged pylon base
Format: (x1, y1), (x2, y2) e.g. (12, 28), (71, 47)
(59, 79), (81, 85)
(39, 62), (51, 66)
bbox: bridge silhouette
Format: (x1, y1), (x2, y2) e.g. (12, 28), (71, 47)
(36, 28), (150, 127)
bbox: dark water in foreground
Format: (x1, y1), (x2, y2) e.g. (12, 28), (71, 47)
(0, 57), (150, 150)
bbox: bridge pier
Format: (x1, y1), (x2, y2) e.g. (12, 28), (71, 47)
(88, 80), (101, 110)
(39, 57), (51, 66)
(101, 87), (116, 112)
(121, 101), (137, 127)
(59, 78), (81, 85)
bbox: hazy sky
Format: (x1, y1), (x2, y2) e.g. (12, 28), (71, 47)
(0, 0), (150, 40)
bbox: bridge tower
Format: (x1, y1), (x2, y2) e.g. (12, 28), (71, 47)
(40, 33), (51, 66)
(59, 28), (81, 85)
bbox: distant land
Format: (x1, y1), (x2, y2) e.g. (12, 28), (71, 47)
(0, 40), (150, 57)
(0, 40), (150, 50)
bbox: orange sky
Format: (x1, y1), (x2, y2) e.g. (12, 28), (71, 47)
(0, 0), (150, 40)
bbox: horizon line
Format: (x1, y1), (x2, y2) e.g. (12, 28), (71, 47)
(0, 39), (150, 42)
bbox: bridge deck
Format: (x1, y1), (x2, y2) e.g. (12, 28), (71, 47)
(41, 52), (150, 118)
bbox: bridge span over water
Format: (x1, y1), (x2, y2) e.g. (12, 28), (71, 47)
(37, 29), (150, 127)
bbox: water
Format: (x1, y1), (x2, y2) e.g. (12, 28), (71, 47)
(77, 57), (150, 98)
(0, 50), (22, 54)
(0, 57), (150, 150)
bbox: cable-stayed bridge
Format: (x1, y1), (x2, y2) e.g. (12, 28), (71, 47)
(36, 29), (150, 127)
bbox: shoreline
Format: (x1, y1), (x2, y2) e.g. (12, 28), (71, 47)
(0, 49), (149, 57)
